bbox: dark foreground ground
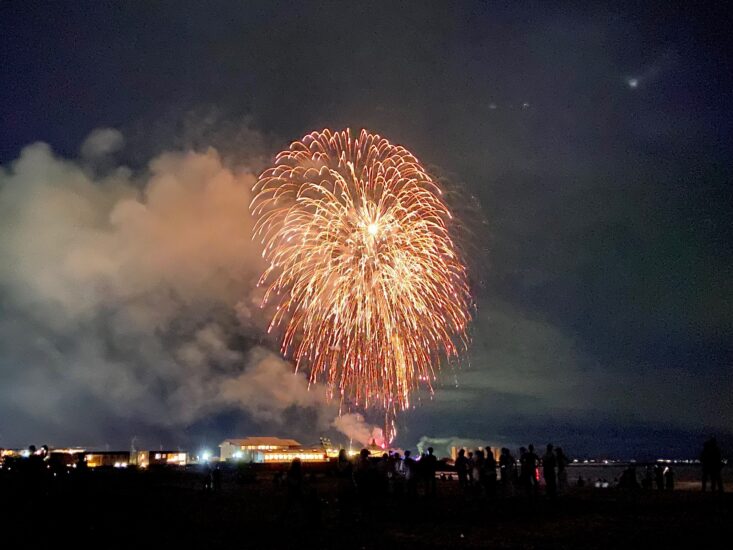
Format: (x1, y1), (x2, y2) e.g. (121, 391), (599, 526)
(1, 468), (731, 549)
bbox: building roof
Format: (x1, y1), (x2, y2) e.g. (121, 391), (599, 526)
(221, 437), (301, 448)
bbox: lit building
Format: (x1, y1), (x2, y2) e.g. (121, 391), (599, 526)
(0, 449), (20, 466)
(85, 451), (131, 468)
(132, 450), (187, 468)
(220, 437), (328, 463)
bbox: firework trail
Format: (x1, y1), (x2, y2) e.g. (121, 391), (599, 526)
(251, 129), (471, 441)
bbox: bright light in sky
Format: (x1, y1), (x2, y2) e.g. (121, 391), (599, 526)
(367, 222), (378, 236)
(627, 77), (639, 89)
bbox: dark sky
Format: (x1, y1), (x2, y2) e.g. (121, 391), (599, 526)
(1, 1), (731, 458)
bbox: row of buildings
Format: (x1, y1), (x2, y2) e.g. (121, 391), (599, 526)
(0, 447), (188, 468)
(1, 437), (350, 468)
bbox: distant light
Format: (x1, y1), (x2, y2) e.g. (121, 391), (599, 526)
(201, 450), (212, 462)
(627, 78), (639, 89)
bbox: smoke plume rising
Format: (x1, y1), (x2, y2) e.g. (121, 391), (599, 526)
(0, 129), (379, 448)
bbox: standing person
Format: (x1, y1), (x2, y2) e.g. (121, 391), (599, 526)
(472, 449), (484, 495)
(211, 464), (222, 492)
(522, 445), (539, 498)
(467, 451), (475, 486)
(336, 449), (354, 514)
(287, 457), (304, 503)
(404, 450), (418, 500)
(555, 447), (569, 494)
(354, 449), (372, 508)
(417, 452), (428, 495)
(654, 463), (664, 491)
(499, 448), (515, 496)
(455, 449), (469, 489)
(519, 447), (530, 494)
(392, 452), (406, 497)
(483, 447), (498, 498)
(543, 444), (557, 499)
(701, 437), (724, 493)
(423, 447), (438, 497)
(664, 466), (675, 490)
(376, 453), (390, 497)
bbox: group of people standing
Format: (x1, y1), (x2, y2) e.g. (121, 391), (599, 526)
(336, 446), (440, 505)
(331, 442), (569, 506)
(455, 443), (569, 499)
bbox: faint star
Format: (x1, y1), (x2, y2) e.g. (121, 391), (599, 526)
(627, 77), (639, 89)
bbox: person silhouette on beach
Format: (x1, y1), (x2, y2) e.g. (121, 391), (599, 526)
(522, 445), (539, 498)
(483, 447), (497, 498)
(403, 450), (418, 499)
(424, 447), (438, 497)
(455, 449), (469, 489)
(543, 444), (557, 499)
(701, 437), (724, 493)
(555, 447), (569, 493)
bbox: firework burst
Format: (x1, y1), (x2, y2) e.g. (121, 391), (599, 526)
(251, 129), (471, 440)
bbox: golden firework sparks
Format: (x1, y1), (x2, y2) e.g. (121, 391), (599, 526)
(251, 129), (471, 441)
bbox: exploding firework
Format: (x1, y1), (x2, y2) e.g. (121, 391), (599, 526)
(251, 129), (471, 440)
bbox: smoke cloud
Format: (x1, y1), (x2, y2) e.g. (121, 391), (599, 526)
(332, 413), (387, 448)
(0, 129), (379, 448)
(415, 436), (508, 459)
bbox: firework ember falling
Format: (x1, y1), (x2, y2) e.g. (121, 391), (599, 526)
(251, 129), (471, 441)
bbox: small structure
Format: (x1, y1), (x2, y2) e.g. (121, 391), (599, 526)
(85, 451), (131, 468)
(133, 450), (187, 468)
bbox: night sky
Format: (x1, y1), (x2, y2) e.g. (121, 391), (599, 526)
(1, 1), (731, 458)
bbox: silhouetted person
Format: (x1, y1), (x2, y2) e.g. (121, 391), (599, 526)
(701, 437), (724, 493)
(576, 475), (585, 488)
(24, 445), (43, 493)
(543, 444), (557, 499)
(642, 466), (653, 490)
(499, 448), (515, 496)
(336, 449), (354, 516)
(287, 457), (304, 501)
(283, 457), (319, 526)
(483, 447), (497, 497)
(472, 449), (484, 494)
(664, 466), (674, 490)
(376, 452), (390, 496)
(424, 447), (438, 497)
(654, 463), (664, 491)
(392, 452), (405, 497)
(404, 450), (417, 499)
(521, 445), (539, 498)
(555, 447), (568, 493)
(455, 449), (469, 489)
(354, 449), (372, 507)
(212, 464), (222, 492)
(467, 451), (475, 485)
(26, 445), (41, 471)
(618, 465), (639, 489)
